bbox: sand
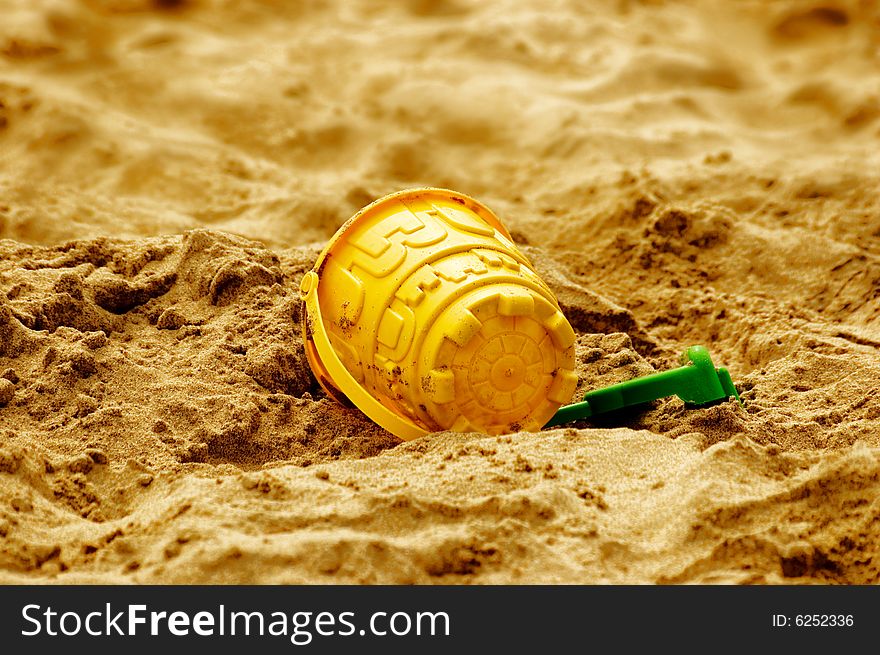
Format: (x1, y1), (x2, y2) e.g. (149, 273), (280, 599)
(0, 0), (878, 583)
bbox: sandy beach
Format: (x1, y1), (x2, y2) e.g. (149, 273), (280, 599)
(1, 0), (879, 583)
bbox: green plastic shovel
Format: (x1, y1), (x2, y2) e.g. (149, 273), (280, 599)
(545, 345), (740, 428)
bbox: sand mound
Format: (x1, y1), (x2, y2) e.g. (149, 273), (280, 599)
(1, 0), (878, 583)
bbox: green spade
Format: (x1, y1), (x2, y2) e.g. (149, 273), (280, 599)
(545, 345), (741, 428)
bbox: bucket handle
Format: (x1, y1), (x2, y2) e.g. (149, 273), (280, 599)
(300, 271), (429, 441)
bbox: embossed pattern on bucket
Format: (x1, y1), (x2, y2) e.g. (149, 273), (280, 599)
(301, 188), (578, 440)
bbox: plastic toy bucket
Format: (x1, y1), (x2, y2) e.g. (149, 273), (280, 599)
(300, 188), (578, 440)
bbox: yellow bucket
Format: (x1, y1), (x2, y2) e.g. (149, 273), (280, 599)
(300, 188), (578, 440)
